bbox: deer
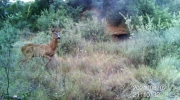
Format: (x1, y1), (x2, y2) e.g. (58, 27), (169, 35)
(19, 26), (61, 68)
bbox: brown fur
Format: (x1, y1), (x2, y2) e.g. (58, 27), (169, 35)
(19, 27), (61, 66)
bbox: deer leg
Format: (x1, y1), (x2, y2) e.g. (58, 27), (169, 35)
(45, 56), (52, 66)
(18, 58), (25, 65)
(18, 53), (33, 69)
(18, 57), (30, 69)
(19, 52), (32, 64)
(43, 55), (53, 75)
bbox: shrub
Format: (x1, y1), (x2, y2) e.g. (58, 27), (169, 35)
(0, 22), (20, 96)
(1, 1), (31, 29)
(0, 22), (19, 54)
(135, 0), (172, 29)
(106, 0), (137, 26)
(78, 17), (109, 42)
(155, 57), (180, 99)
(136, 0), (156, 17)
(171, 12), (180, 27)
(155, 0), (180, 13)
(80, 10), (96, 20)
(57, 19), (85, 55)
(152, 7), (172, 29)
(123, 14), (180, 67)
(57, 17), (110, 55)
(37, 6), (70, 31)
(67, 0), (92, 10)
(7, 12), (28, 29)
(52, 0), (83, 22)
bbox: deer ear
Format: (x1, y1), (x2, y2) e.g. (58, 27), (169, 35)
(50, 25), (55, 32)
(59, 27), (62, 31)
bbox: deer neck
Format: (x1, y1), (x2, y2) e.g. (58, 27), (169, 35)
(49, 35), (58, 51)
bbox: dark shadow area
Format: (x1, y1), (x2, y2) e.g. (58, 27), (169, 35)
(111, 34), (130, 41)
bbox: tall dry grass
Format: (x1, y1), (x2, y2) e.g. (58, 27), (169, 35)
(1, 17), (180, 100)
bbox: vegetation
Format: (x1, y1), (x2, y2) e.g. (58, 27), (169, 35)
(0, 0), (180, 99)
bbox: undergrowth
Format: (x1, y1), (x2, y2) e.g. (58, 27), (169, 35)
(0, 15), (180, 100)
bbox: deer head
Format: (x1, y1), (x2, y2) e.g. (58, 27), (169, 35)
(51, 26), (61, 39)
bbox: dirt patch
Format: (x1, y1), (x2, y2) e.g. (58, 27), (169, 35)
(80, 8), (129, 36)
(105, 22), (128, 35)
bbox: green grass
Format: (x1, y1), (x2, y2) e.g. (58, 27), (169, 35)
(0, 17), (180, 100)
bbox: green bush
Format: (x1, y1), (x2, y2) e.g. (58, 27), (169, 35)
(135, 0), (172, 29)
(136, 0), (155, 17)
(171, 12), (180, 27)
(57, 20), (85, 55)
(155, 57), (180, 99)
(126, 25), (180, 67)
(0, 22), (19, 54)
(37, 6), (70, 31)
(7, 12), (28, 29)
(0, 21), (20, 96)
(1, 1), (30, 29)
(67, 0), (92, 10)
(155, 0), (180, 13)
(80, 10), (96, 20)
(77, 18), (109, 42)
(124, 14), (180, 67)
(57, 18), (109, 55)
(1, 0), (180, 99)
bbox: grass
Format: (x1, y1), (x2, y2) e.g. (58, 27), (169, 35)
(56, 52), (137, 99)
(0, 18), (180, 100)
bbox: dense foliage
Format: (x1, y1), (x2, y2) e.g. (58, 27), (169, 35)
(0, 0), (180, 99)
(1, 0), (179, 29)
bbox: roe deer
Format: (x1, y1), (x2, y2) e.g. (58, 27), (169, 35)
(19, 26), (61, 67)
